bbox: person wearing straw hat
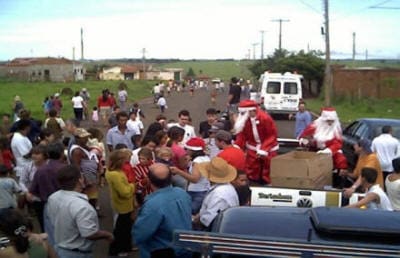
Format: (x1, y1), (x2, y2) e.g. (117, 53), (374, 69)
(196, 157), (239, 229)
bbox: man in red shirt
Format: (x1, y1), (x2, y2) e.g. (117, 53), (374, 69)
(97, 89), (114, 126)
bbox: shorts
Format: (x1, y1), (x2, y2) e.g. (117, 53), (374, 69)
(99, 106), (111, 118)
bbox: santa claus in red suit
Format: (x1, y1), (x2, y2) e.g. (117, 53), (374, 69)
(299, 107), (348, 170)
(233, 99), (279, 184)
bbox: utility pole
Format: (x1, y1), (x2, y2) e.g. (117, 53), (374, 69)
(323, 0), (331, 107)
(365, 49), (368, 60)
(252, 43), (259, 60)
(260, 30), (265, 59)
(72, 47), (75, 61)
(141, 48), (146, 79)
(80, 28), (84, 60)
(248, 49), (251, 60)
(271, 19), (290, 50)
(352, 32), (356, 61)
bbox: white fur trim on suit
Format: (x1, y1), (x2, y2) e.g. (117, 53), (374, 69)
(238, 107), (257, 113)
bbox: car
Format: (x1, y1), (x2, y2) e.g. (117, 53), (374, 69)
(174, 206), (400, 257)
(342, 118), (400, 169)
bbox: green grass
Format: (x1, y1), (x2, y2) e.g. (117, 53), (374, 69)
(306, 97), (400, 124)
(0, 79), (154, 120)
(156, 60), (254, 81)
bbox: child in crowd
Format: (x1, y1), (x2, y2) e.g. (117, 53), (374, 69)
(346, 167), (393, 211)
(156, 94), (167, 113)
(92, 106), (99, 124)
(0, 164), (23, 209)
(155, 146), (173, 166)
(0, 136), (14, 171)
(133, 147), (154, 206)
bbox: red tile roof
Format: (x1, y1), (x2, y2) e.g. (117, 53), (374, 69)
(7, 57), (74, 67)
(121, 65), (140, 73)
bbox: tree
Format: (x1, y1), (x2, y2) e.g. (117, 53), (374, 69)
(186, 67), (196, 78)
(248, 49), (325, 96)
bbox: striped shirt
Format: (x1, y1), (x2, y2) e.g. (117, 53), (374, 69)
(133, 162), (153, 197)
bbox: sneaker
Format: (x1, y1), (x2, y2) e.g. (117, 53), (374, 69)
(117, 252), (129, 257)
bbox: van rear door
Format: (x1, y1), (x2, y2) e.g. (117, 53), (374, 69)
(263, 79), (301, 114)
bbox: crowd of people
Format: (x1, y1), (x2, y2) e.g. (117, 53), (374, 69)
(0, 77), (399, 258)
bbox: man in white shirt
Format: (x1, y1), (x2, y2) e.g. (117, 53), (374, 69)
(371, 125), (400, 181)
(168, 110), (196, 144)
(127, 112), (143, 135)
(10, 119), (32, 179)
(46, 165), (113, 257)
(153, 83), (161, 104)
(196, 157), (239, 229)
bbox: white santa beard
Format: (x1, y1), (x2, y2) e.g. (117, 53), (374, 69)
(233, 111), (249, 135)
(313, 118), (342, 148)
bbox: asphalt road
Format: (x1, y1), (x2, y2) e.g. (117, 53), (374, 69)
(92, 86), (296, 258)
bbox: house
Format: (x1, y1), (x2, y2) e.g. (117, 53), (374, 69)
(99, 65), (183, 81)
(147, 68), (184, 81)
(0, 57), (85, 82)
(99, 65), (142, 80)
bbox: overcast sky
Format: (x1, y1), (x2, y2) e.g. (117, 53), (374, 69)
(0, 0), (399, 60)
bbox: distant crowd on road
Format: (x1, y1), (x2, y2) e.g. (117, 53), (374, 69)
(1, 76), (400, 257)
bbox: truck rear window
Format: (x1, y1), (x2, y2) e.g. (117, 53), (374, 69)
(284, 82), (298, 94)
(266, 82), (280, 94)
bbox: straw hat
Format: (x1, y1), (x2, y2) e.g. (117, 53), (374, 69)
(197, 157), (237, 184)
(74, 128), (91, 138)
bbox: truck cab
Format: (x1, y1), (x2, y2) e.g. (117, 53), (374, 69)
(174, 206), (400, 257)
(259, 71), (303, 114)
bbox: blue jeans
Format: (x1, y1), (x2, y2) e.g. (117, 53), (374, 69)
(188, 191), (207, 214)
(55, 246), (93, 258)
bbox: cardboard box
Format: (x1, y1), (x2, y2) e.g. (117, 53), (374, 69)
(270, 151), (333, 189)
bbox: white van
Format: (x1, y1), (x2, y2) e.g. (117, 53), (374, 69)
(258, 71), (303, 114)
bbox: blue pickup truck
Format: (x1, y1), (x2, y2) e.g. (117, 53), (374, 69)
(174, 206), (400, 257)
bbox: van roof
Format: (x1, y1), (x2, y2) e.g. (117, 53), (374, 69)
(262, 71), (303, 79)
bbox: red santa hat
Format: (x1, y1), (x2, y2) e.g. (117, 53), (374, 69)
(238, 99), (258, 113)
(184, 137), (205, 151)
(320, 107), (338, 121)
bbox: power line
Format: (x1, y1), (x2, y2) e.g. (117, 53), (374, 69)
(369, 0), (393, 8)
(298, 0), (322, 14)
